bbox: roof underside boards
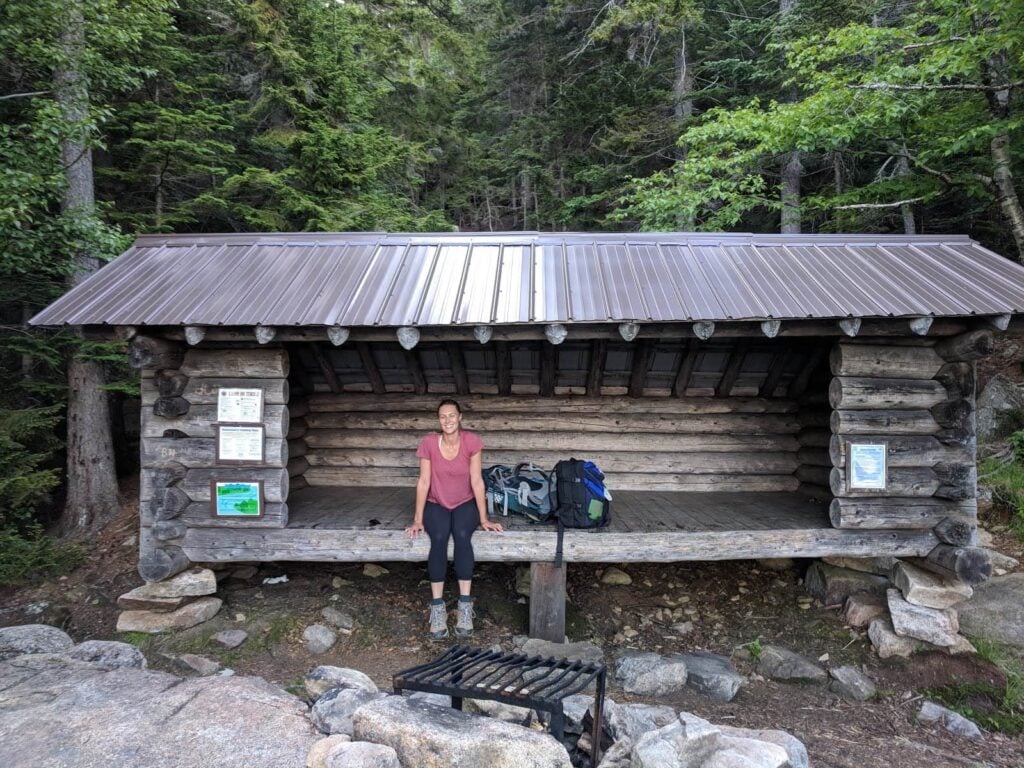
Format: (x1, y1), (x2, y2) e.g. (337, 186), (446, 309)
(29, 232), (1024, 328)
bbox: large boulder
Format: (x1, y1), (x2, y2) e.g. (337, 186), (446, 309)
(755, 646), (827, 683)
(0, 624), (73, 660)
(67, 640), (147, 670)
(717, 726), (808, 768)
(614, 652), (688, 696)
(957, 573), (1024, 648)
(305, 666), (379, 700)
(631, 712), (722, 768)
(116, 597), (222, 633)
(310, 687), (385, 735)
(976, 374), (1024, 441)
(670, 651), (745, 702)
(0, 654), (319, 768)
(602, 699), (677, 742)
(886, 589), (959, 647)
(352, 695), (572, 768)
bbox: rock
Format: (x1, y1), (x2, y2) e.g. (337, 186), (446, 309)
(944, 634), (977, 655)
(521, 638), (604, 664)
(325, 741), (400, 768)
(229, 565), (259, 581)
(976, 374), (1024, 441)
(600, 567), (632, 586)
(844, 593), (887, 628)
(986, 549), (1019, 573)
(892, 562), (972, 609)
(0, 624), (74, 660)
(331, 576), (351, 588)
(352, 695), (572, 768)
(755, 646), (827, 683)
(602, 700), (676, 742)
(614, 652), (688, 696)
(16, 600), (71, 629)
(178, 654), (221, 676)
(822, 556), (897, 577)
(310, 687), (385, 735)
(306, 735), (352, 768)
(213, 630), (248, 649)
(515, 566), (531, 597)
(130, 567), (218, 598)
(868, 618), (915, 659)
(116, 592), (189, 611)
(670, 651), (745, 702)
(304, 624), (337, 654)
(464, 697), (536, 726)
(321, 607), (355, 633)
(718, 726), (809, 768)
(407, 691), (451, 708)
(631, 712), (721, 768)
(957, 573), (1024, 648)
(804, 562), (888, 605)
(0, 654), (319, 768)
(306, 666), (379, 700)
(669, 621), (694, 636)
(708, 735), (789, 768)
(116, 597), (222, 633)
(756, 558), (794, 572)
(887, 589), (959, 647)
(561, 694), (593, 734)
(918, 700), (983, 739)
(595, 736), (632, 768)
(828, 666), (876, 701)
(362, 564), (388, 578)
(67, 640), (147, 670)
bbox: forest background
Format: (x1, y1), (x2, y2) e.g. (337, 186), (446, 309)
(0, 0), (1022, 573)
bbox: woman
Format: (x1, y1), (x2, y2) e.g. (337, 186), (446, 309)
(405, 398), (503, 640)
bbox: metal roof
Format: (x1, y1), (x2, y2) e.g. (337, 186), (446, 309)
(29, 231), (1024, 327)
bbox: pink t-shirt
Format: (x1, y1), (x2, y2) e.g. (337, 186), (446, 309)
(416, 430), (484, 510)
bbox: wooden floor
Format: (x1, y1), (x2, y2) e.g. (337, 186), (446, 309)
(181, 486), (939, 563)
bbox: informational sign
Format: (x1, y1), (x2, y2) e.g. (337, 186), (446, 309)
(217, 425), (265, 463)
(216, 387), (263, 423)
(848, 443), (887, 490)
(211, 480), (263, 517)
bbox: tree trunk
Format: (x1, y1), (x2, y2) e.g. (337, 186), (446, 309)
(56, 0), (119, 537)
(779, 0), (801, 234)
(896, 147), (915, 234)
(674, 21), (696, 230)
(983, 53), (1024, 262)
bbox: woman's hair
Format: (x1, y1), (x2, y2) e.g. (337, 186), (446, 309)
(437, 398), (462, 414)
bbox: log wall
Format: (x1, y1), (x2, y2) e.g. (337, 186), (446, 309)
(137, 343), (292, 581)
(828, 336), (981, 546)
(299, 394), (803, 493)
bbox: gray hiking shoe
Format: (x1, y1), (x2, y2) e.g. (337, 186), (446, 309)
(429, 602), (449, 640)
(455, 600), (475, 638)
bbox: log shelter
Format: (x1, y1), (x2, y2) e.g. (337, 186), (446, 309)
(31, 232), (1024, 639)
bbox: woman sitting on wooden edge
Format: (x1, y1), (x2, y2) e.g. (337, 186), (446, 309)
(405, 398), (503, 639)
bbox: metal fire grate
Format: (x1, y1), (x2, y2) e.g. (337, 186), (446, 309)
(394, 645), (607, 763)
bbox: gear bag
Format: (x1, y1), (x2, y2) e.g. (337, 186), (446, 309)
(551, 458), (612, 566)
(482, 463), (555, 522)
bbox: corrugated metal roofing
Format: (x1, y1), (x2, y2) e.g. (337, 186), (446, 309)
(29, 232), (1024, 327)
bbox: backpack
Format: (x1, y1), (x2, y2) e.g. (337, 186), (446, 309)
(482, 463), (556, 522)
(550, 458), (612, 567)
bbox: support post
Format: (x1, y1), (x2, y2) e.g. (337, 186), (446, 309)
(529, 561), (566, 642)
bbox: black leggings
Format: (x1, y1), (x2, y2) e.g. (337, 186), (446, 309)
(423, 500), (478, 582)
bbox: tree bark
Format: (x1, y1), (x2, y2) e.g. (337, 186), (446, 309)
(779, 0), (801, 234)
(56, 1), (119, 537)
(674, 21), (696, 230)
(983, 53), (1024, 262)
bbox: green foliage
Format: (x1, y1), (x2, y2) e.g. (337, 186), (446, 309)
(0, 525), (84, 585)
(744, 638), (763, 658)
(0, 406), (63, 530)
(980, 430), (1024, 540)
(923, 640), (1023, 735)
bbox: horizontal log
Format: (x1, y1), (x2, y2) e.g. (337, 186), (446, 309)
(933, 362), (974, 401)
(304, 467), (800, 493)
(153, 520), (187, 541)
(829, 498), (977, 529)
(290, 475), (309, 492)
(141, 437), (287, 469)
(931, 399), (973, 431)
(304, 429), (800, 454)
(934, 330), (994, 362)
(180, 348), (289, 378)
(141, 377), (289, 406)
(130, 336), (184, 371)
(305, 449), (799, 475)
(288, 457), (310, 477)
(155, 487), (190, 522)
(288, 439), (308, 458)
(289, 399), (309, 419)
(831, 409), (940, 435)
(155, 370), (188, 398)
(141, 405), (288, 439)
(829, 343), (942, 379)
(153, 397), (189, 418)
(829, 434), (973, 468)
(180, 502), (289, 529)
(828, 377), (948, 410)
(912, 544), (992, 586)
(797, 409), (830, 428)
(830, 465), (975, 500)
(287, 417), (307, 441)
(795, 466), (831, 486)
(797, 448), (831, 466)
(797, 428), (831, 448)
(305, 411), (801, 435)
(305, 394), (798, 415)
(181, 468), (289, 503)
(934, 517), (976, 547)
(181, 525), (937, 564)
(138, 528), (190, 583)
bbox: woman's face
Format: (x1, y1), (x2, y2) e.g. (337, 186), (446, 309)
(438, 404), (462, 435)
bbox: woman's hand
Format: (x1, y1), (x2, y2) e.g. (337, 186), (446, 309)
(479, 519), (503, 533)
(405, 521), (424, 538)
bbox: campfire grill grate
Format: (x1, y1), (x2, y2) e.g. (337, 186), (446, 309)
(393, 645), (607, 763)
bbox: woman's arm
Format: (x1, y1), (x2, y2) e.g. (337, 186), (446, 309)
(470, 451), (503, 532)
(406, 457), (431, 537)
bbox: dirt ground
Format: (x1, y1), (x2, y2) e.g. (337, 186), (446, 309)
(2, 489), (1022, 768)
